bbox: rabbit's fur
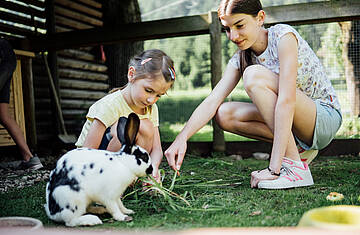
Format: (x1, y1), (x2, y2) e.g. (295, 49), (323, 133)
(44, 113), (153, 227)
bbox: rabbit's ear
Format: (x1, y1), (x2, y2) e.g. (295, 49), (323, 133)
(116, 116), (128, 145)
(124, 113), (140, 146)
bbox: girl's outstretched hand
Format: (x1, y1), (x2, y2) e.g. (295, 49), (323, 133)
(250, 168), (279, 188)
(164, 136), (187, 172)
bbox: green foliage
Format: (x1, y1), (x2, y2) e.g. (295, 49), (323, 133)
(1, 154), (359, 230)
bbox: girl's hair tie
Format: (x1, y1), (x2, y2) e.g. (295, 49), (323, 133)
(169, 67), (176, 80)
(141, 58), (152, 65)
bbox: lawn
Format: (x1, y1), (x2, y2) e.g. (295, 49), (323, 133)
(0, 153), (359, 231)
(157, 88), (360, 142)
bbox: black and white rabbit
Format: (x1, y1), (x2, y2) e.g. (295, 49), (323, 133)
(45, 113), (153, 227)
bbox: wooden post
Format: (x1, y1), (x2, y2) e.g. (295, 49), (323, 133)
(46, 0), (61, 136)
(21, 56), (37, 150)
(209, 11), (225, 152)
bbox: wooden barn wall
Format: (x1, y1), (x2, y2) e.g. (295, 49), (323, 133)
(32, 0), (108, 142)
(0, 0), (46, 40)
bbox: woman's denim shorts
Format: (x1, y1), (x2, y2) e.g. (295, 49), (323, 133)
(295, 100), (342, 150)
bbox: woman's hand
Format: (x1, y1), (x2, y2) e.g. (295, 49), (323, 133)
(250, 168), (279, 188)
(164, 135), (187, 171)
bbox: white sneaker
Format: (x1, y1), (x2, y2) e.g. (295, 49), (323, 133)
(258, 157), (314, 189)
(298, 145), (318, 164)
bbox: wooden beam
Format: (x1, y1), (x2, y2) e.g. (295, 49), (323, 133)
(27, 13), (212, 51)
(162, 139), (360, 157)
(55, 0), (102, 19)
(0, 11), (46, 29)
(209, 11), (225, 152)
(58, 57), (107, 72)
(0, 1), (45, 18)
(264, 0), (360, 26)
(24, 0), (360, 51)
(55, 5), (103, 27)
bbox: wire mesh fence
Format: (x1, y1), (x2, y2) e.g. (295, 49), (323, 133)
(144, 20), (360, 142)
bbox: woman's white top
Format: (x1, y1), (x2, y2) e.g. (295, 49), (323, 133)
(229, 24), (341, 111)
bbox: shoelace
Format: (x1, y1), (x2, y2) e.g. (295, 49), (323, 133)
(279, 166), (302, 181)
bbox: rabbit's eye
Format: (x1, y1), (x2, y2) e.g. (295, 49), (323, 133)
(133, 148), (149, 164)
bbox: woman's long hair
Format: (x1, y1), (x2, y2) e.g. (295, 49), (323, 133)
(218, 0), (263, 76)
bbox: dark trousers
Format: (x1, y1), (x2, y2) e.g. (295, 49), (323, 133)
(0, 39), (16, 103)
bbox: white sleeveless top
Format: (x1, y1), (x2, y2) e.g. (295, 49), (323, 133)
(229, 24), (340, 111)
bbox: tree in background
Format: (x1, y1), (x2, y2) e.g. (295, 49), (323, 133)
(339, 21), (360, 117)
(102, 0), (144, 89)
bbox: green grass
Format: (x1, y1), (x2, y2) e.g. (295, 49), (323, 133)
(1, 154), (359, 231)
(158, 87), (252, 142)
(157, 87), (360, 142)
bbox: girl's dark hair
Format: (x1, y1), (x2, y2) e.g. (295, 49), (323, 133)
(129, 49), (175, 83)
(218, 0), (263, 76)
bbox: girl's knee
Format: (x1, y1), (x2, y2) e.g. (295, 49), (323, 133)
(243, 65), (275, 93)
(215, 103), (234, 130)
(138, 119), (155, 140)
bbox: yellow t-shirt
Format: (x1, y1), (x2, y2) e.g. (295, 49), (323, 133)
(75, 90), (159, 147)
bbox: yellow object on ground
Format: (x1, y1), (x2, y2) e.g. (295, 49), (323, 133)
(298, 205), (360, 230)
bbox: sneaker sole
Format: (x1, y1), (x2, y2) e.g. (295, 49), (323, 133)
(258, 181), (314, 189)
(27, 164), (44, 170)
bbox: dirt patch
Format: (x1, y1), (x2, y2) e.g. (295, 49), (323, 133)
(0, 154), (61, 193)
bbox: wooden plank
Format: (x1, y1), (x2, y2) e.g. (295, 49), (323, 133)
(21, 57), (37, 149)
(28, 13), (211, 51)
(162, 139), (360, 157)
(0, 11), (46, 29)
(75, 0), (101, 9)
(55, 15), (94, 30)
(58, 68), (108, 81)
(59, 78), (109, 91)
(14, 49), (35, 58)
(55, 5), (103, 27)
(26, 0), (360, 51)
(54, 0), (102, 19)
(62, 109), (87, 119)
(57, 57), (107, 72)
(0, 60), (27, 147)
(55, 25), (72, 33)
(264, 0), (360, 26)
(0, 1), (45, 18)
(60, 89), (106, 99)
(19, 0), (46, 9)
(61, 99), (94, 109)
(57, 49), (97, 62)
(0, 22), (37, 38)
(209, 11), (225, 152)
(13, 60), (26, 144)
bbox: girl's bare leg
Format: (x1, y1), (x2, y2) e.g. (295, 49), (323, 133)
(215, 65), (316, 161)
(107, 119), (154, 153)
(0, 103), (32, 161)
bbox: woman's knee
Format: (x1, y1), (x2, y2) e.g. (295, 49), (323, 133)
(243, 65), (276, 94)
(215, 103), (235, 130)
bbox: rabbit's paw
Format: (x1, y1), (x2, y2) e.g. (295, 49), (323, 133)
(122, 208), (135, 215)
(66, 215), (103, 227)
(113, 213), (133, 222)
